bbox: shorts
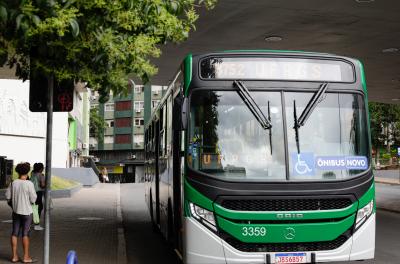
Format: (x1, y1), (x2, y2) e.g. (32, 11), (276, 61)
(12, 212), (32, 237)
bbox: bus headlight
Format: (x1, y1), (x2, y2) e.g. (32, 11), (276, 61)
(355, 200), (374, 230)
(189, 202), (217, 232)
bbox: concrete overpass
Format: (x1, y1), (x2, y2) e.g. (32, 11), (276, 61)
(1, 1), (399, 103)
(153, 0), (400, 104)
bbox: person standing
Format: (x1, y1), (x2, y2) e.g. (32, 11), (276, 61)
(6, 162), (37, 263)
(30, 163), (45, 231)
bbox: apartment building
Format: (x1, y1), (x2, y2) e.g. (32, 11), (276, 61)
(89, 85), (164, 182)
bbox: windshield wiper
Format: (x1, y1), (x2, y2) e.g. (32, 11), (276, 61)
(267, 101), (272, 155)
(293, 82), (329, 154)
(295, 82), (329, 128)
(234, 80), (273, 155)
(233, 80), (272, 129)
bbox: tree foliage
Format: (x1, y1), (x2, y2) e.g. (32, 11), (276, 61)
(369, 101), (400, 154)
(0, 0), (216, 101)
(89, 107), (106, 139)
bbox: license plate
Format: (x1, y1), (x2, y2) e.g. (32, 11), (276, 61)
(275, 253), (307, 264)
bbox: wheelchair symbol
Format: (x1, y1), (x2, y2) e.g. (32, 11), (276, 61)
(294, 154), (313, 175)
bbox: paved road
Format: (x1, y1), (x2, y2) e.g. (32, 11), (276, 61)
(120, 184), (178, 264)
(121, 184), (399, 264)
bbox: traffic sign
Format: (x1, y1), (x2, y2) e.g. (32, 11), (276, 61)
(29, 72), (74, 112)
(397, 147), (400, 157)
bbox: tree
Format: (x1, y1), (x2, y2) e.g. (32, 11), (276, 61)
(89, 107), (107, 140)
(369, 101), (400, 164)
(0, 0), (216, 101)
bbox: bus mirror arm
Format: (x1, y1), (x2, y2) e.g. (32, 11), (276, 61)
(181, 98), (188, 130)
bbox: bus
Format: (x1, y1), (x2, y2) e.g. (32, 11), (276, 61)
(144, 51), (375, 264)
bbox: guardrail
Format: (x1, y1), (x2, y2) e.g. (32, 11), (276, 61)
(66, 250), (78, 264)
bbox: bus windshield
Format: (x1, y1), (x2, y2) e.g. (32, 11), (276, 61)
(188, 90), (370, 181)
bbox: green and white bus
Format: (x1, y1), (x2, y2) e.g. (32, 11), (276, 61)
(144, 51), (375, 264)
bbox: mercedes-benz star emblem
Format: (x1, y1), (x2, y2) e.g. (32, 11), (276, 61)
(284, 227), (296, 240)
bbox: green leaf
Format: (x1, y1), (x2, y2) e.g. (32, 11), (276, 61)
(69, 19), (80, 38)
(32, 15), (41, 26)
(0, 6), (7, 23)
(16, 14), (25, 31)
(63, 0), (77, 9)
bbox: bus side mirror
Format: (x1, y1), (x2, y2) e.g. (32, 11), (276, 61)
(181, 98), (188, 130)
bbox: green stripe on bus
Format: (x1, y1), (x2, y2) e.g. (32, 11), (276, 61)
(184, 54), (193, 96)
(217, 214), (355, 243)
(214, 203), (358, 221)
(184, 180), (214, 212)
(358, 182), (375, 209)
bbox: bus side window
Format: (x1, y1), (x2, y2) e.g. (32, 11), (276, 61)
(159, 106), (165, 157)
(167, 95), (173, 155)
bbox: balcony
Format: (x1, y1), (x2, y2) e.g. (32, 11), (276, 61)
(104, 127), (114, 136)
(115, 127), (133, 134)
(115, 110), (133, 118)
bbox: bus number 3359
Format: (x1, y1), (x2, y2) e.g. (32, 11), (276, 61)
(242, 226), (267, 237)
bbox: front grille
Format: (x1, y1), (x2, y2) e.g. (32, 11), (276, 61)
(220, 198), (352, 211)
(223, 233), (350, 252)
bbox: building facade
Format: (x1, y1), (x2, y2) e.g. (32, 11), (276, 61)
(0, 67), (90, 170)
(89, 84), (164, 182)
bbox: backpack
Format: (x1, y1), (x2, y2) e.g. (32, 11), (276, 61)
(30, 173), (40, 191)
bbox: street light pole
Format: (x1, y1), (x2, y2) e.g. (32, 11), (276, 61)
(44, 75), (54, 264)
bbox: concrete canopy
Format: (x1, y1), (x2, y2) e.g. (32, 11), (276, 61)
(152, 0), (400, 104)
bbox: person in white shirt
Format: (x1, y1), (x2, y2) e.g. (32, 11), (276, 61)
(6, 162), (37, 263)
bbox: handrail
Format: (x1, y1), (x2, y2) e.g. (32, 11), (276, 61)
(66, 250), (78, 264)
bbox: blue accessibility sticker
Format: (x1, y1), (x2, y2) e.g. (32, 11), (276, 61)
(345, 156), (368, 170)
(291, 152), (315, 176)
(315, 156), (368, 170)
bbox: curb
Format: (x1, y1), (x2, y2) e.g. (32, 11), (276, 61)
(375, 178), (400, 185)
(377, 206), (400, 214)
(0, 184), (83, 200)
(51, 184), (83, 198)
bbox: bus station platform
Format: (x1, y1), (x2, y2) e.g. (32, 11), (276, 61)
(0, 184), (125, 264)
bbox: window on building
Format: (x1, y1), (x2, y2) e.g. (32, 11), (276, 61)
(134, 85), (144, 93)
(115, 134), (131, 144)
(106, 120), (114, 127)
(152, 100), (160, 109)
(134, 135), (144, 144)
(89, 137), (98, 145)
(134, 101), (144, 111)
(104, 136), (114, 144)
(135, 118), (144, 126)
(105, 103), (114, 111)
(116, 101), (132, 111)
(152, 86), (163, 95)
(115, 117), (132, 128)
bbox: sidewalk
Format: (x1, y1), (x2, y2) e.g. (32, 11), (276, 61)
(0, 184), (123, 264)
(375, 169), (400, 185)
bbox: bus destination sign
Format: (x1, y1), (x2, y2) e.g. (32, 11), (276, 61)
(200, 57), (354, 82)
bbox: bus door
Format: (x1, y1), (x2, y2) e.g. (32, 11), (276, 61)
(155, 119), (161, 226)
(172, 96), (183, 252)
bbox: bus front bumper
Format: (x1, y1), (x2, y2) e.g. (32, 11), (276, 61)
(183, 213), (375, 264)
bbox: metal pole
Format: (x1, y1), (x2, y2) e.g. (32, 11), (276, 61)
(44, 75), (54, 264)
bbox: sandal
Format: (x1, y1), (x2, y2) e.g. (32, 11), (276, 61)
(22, 259), (38, 263)
(11, 258), (19, 263)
